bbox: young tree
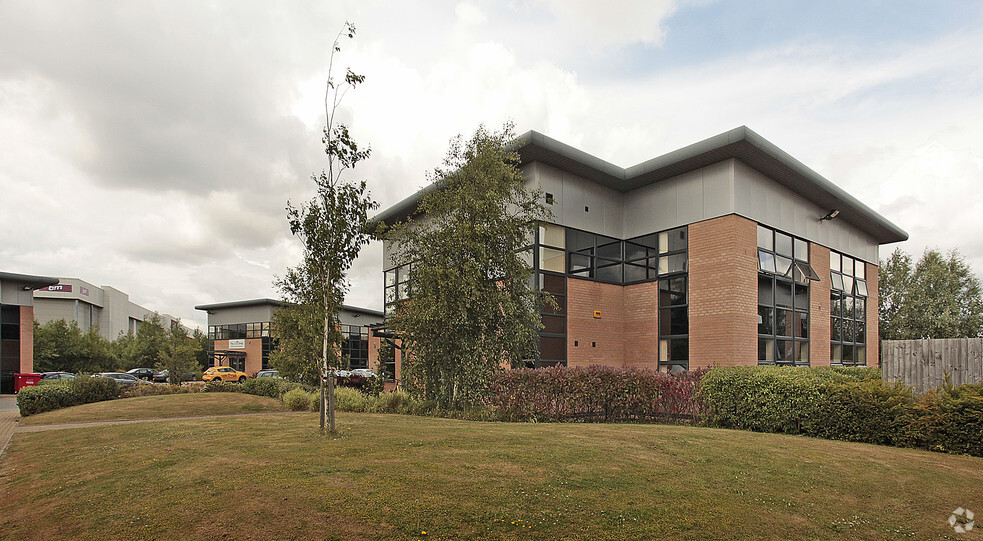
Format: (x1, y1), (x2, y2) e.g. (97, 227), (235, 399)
(383, 123), (551, 408)
(157, 324), (204, 384)
(277, 22), (377, 433)
(118, 312), (171, 370)
(879, 247), (983, 340)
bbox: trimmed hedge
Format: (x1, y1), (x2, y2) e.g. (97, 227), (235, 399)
(17, 377), (122, 416)
(699, 366), (983, 457)
(487, 365), (704, 423)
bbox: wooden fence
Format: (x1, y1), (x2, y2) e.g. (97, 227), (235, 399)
(881, 338), (983, 393)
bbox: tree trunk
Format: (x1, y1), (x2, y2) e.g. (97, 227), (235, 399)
(327, 372), (336, 433)
(321, 300), (330, 435)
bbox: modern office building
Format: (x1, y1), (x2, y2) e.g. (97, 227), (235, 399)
(33, 277), (181, 340)
(1, 271), (59, 393)
(373, 126), (907, 373)
(195, 299), (385, 376)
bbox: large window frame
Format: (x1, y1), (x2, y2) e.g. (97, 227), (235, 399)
(830, 251), (868, 366)
(757, 225), (817, 366)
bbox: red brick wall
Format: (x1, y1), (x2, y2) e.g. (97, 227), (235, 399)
(866, 262), (880, 368)
(622, 281), (660, 370)
(810, 244), (832, 367)
(566, 278), (625, 367)
(210, 339), (263, 375)
(688, 215), (758, 367)
(19, 305), (33, 373)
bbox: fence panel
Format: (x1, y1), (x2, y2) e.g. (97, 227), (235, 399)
(881, 338), (983, 393)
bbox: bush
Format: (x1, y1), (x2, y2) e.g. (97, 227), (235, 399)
(241, 378), (305, 399)
(334, 387), (435, 416)
(203, 380), (242, 393)
(16, 376), (122, 416)
(68, 376), (122, 404)
(487, 365), (704, 423)
(908, 383), (983, 456)
(123, 384), (188, 398)
(16, 385), (78, 416)
(283, 388), (318, 411)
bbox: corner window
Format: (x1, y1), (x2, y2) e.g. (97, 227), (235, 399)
(830, 251), (867, 365)
(757, 225), (810, 366)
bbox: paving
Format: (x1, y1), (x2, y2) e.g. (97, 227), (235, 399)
(0, 395), (19, 459)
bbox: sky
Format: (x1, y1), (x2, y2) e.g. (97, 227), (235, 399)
(2, 1), (982, 331)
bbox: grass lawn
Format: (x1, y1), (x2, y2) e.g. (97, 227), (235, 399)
(17, 392), (286, 426)
(2, 394), (981, 540)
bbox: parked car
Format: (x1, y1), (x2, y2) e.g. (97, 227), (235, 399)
(40, 371), (76, 381)
(153, 370), (198, 383)
(256, 369), (282, 379)
(327, 369), (352, 379)
(127, 368), (159, 381)
(350, 369), (377, 378)
(203, 366), (248, 383)
(91, 372), (141, 386)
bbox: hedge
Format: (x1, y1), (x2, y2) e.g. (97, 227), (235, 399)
(17, 377), (122, 416)
(699, 366), (983, 457)
(487, 365), (704, 423)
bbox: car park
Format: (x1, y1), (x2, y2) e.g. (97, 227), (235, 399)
(127, 368), (159, 381)
(256, 369), (282, 379)
(91, 372), (141, 386)
(153, 370), (197, 383)
(203, 366), (248, 383)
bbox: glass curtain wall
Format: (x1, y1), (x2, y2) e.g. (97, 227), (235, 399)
(830, 251), (869, 365)
(757, 225), (818, 365)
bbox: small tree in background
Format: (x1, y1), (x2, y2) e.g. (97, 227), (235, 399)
(879, 247), (983, 340)
(117, 312), (170, 370)
(383, 123), (550, 408)
(158, 324), (203, 384)
(276, 22), (377, 434)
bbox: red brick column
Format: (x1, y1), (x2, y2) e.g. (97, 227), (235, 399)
(566, 278), (625, 368)
(810, 244), (831, 367)
(19, 306), (34, 373)
(688, 215), (758, 367)
(866, 262), (880, 368)
(623, 281), (661, 370)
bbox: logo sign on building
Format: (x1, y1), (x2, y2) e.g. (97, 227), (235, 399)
(81, 287), (89, 296)
(229, 339), (246, 350)
(39, 285), (72, 293)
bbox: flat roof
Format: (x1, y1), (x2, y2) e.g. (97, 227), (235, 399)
(370, 126), (908, 244)
(195, 298), (384, 318)
(0, 271), (59, 290)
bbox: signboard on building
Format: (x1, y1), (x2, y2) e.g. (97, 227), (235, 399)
(229, 339), (246, 349)
(39, 285), (72, 293)
(81, 287), (89, 296)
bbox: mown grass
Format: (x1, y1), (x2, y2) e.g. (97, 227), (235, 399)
(17, 392), (285, 426)
(2, 394), (981, 540)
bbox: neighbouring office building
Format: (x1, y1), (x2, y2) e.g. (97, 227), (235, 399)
(373, 126), (907, 373)
(1, 271), (59, 393)
(34, 277), (181, 340)
(195, 299), (385, 376)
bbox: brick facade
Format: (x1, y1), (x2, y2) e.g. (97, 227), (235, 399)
(810, 244), (832, 367)
(19, 305), (33, 373)
(622, 281), (661, 370)
(688, 215), (758, 367)
(211, 338), (264, 375)
(866, 262), (880, 368)
(566, 278), (626, 367)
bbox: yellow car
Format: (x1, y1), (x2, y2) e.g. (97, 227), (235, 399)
(203, 366), (248, 383)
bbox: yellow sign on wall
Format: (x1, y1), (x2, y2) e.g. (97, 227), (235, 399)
(593, 310), (602, 319)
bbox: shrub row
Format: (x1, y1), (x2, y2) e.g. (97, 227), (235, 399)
(17, 377), (122, 416)
(699, 366), (983, 456)
(486, 365), (705, 423)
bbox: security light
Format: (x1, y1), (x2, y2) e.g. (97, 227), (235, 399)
(819, 209), (840, 222)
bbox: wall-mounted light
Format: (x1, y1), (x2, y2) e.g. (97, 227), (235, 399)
(819, 209), (840, 222)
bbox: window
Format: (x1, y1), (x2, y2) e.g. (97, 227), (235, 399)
(757, 225), (811, 366)
(340, 324), (371, 369)
(384, 262), (413, 315)
(830, 251), (868, 365)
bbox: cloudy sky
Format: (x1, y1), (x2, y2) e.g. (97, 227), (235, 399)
(2, 1), (982, 330)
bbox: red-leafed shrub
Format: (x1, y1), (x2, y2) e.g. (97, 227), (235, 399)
(487, 365), (706, 423)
